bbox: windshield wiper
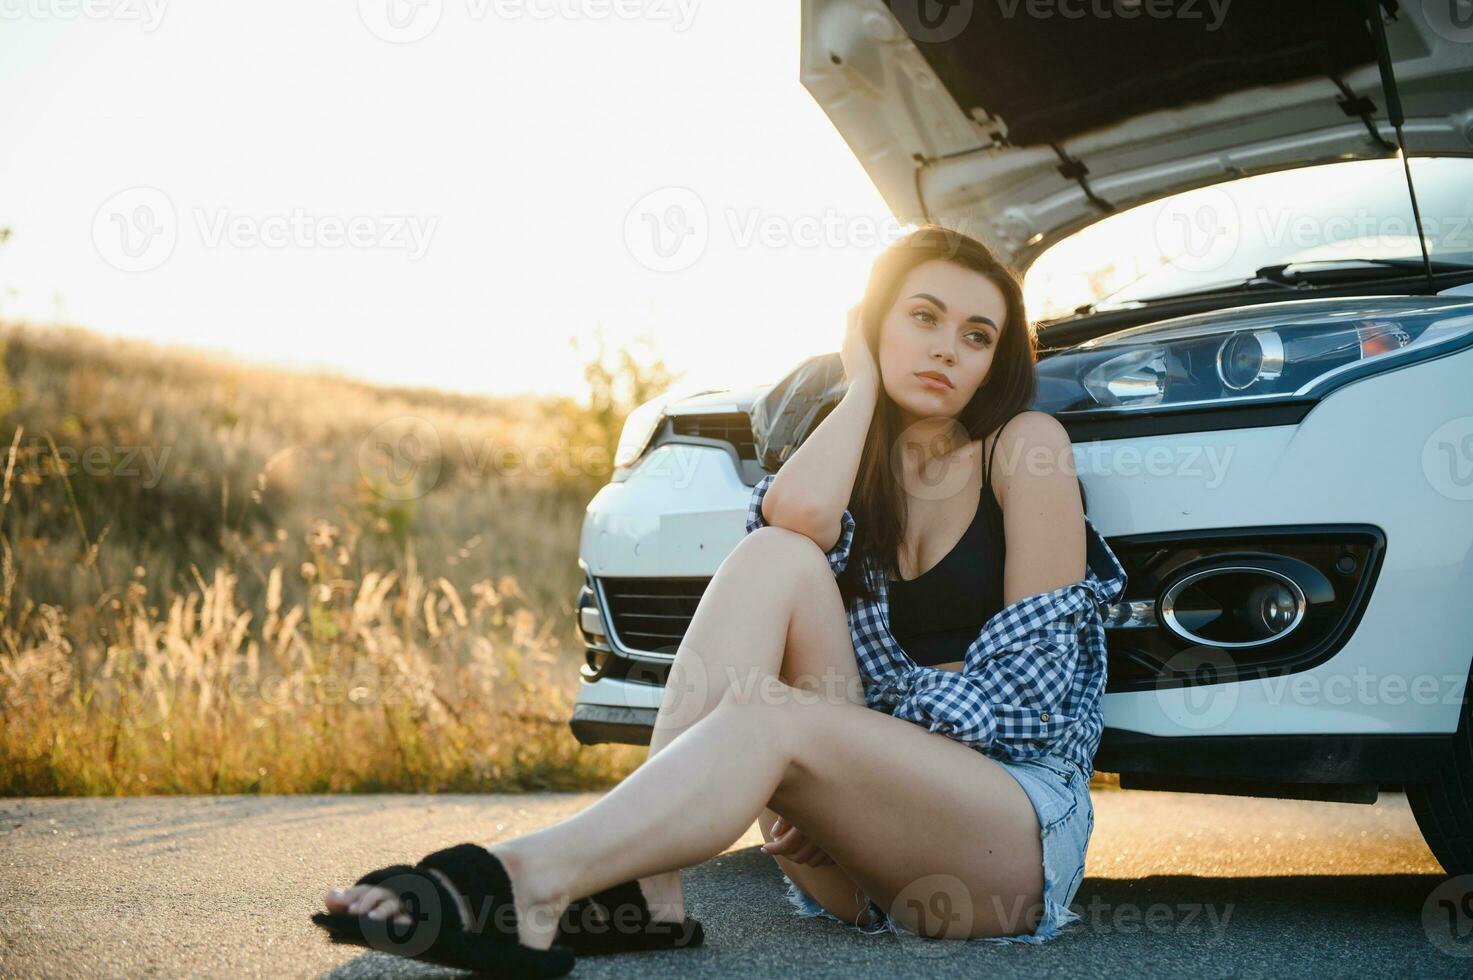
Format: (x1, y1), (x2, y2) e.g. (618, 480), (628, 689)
(1256, 257), (1473, 285)
(1099, 257), (1473, 307)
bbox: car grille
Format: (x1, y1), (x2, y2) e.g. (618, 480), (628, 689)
(597, 577), (710, 655)
(670, 412), (757, 460)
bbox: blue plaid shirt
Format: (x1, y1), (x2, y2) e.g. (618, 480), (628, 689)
(744, 472), (1127, 778)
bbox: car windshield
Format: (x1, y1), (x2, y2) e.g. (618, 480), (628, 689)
(1022, 157), (1473, 321)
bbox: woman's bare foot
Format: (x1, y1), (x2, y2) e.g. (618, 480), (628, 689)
(320, 844), (572, 950)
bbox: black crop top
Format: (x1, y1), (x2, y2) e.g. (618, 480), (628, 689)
(886, 431), (1007, 667)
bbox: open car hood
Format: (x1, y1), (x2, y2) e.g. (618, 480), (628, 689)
(801, 0), (1473, 271)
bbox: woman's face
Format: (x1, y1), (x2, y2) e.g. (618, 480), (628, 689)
(876, 259), (1008, 428)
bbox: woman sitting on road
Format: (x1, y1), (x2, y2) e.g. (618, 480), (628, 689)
(313, 224), (1127, 976)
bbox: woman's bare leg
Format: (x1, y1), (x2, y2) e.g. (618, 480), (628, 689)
(324, 665), (1049, 948)
(636, 525), (868, 922)
(323, 530), (1051, 947)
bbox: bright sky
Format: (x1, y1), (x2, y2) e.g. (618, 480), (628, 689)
(4, 4), (1461, 404)
(0, 1), (901, 401)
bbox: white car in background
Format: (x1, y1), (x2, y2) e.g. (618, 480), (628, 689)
(571, 1), (1473, 874)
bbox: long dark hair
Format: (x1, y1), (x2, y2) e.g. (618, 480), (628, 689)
(835, 224), (1038, 609)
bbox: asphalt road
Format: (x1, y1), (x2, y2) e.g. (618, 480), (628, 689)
(1, 785), (1468, 978)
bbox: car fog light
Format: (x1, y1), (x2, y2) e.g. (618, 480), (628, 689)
(1160, 565), (1307, 648)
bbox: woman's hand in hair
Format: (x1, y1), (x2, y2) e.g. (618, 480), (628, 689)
(762, 813), (836, 867)
(840, 302), (880, 393)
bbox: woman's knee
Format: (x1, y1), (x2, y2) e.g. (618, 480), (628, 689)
(714, 672), (797, 716)
(735, 531), (858, 699)
(729, 526), (839, 587)
(711, 677), (821, 758)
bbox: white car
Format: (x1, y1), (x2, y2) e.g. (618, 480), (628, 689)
(570, 2), (1473, 874)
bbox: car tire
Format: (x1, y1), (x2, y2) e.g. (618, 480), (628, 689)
(1407, 663), (1473, 876)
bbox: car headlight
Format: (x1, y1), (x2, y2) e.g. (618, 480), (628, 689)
(1036, 297), (1473, 415)
(613, 393), (672, 469)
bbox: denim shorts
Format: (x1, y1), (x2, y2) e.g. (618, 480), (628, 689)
(780, 751), (1094, 945)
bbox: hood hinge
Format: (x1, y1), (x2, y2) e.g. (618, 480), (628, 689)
(1051, 144), (1115, 216)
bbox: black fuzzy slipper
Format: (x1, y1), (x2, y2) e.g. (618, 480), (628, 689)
(555, 878), (705, 955)
(311, 842), (575, 978)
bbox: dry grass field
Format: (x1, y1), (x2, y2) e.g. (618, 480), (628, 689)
(0, 321), (681, 796)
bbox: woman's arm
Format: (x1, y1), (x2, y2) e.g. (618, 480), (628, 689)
(746, 472), (857, 575)
(755, 375), (877, 554)
(754, 307), (880, 553)
(992, 411), (1087, 605)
